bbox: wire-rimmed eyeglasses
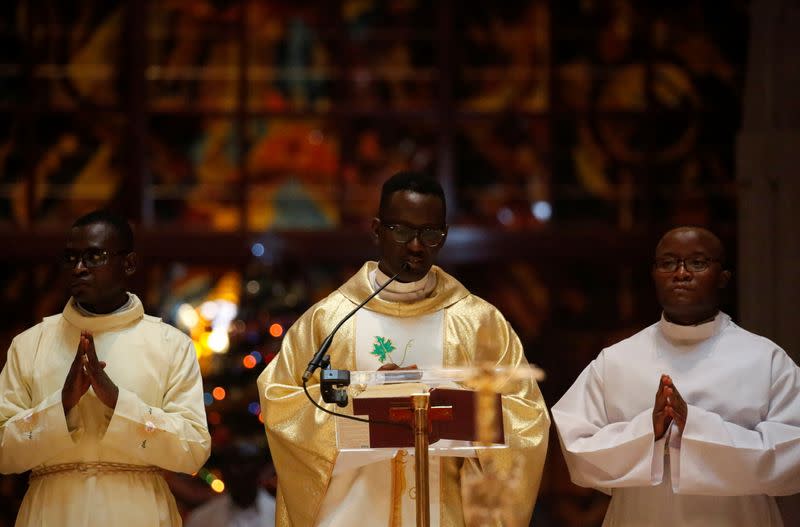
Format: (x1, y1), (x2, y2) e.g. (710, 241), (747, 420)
(379, 222), (446, 248)
(653, 257), (719, 273)
(62, 248), (129, 269)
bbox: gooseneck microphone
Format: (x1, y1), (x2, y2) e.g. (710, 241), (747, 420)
(301, 263), (408, 383)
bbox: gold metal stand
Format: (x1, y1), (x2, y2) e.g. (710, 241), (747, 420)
(390, 392), (453, 527)
(411, 393), (431, 527)
(352, 364), (545, 527)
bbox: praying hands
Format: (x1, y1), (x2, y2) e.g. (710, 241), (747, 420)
(62, 331), (118, 413)
(653, 374), (688, 440)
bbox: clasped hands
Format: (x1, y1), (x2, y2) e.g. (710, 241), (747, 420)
(653, 373), (687, 440)
(62, 331), (119, 413)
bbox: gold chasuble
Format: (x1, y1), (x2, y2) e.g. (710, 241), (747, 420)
(258, 262), (549, 527)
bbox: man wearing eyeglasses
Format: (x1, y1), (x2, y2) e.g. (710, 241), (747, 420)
(552, 226), (800, 526)
(0, 210), (211, 526)
(258, 172), (549, 526)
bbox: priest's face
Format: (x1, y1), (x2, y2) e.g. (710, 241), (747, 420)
(63, 221), (136, 313)
(652, 228), (731, 325)
(372, 190), (447, 283)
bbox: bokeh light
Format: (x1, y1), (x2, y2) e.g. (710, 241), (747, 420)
(199, 301), (220, 320)
(243, 355), (257, 369)
(531, 201), (553, 222)
(251, 243), (265, 257)
(246, 280), (261, 295)
(497, 207), (514, 226)
(207, 329), (230, 353)
(269, 323), (284, 338)
(212, 387), (226, 400)
(176, 303), (199, 330)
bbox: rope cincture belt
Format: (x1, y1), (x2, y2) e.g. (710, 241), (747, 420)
(30, 462), (162, 481)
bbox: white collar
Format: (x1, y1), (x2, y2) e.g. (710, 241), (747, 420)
(369, 267), (437, 303)
(75, 292), (135, 317)
(63, 293), (145, 333)
(657, 311), (729, 344)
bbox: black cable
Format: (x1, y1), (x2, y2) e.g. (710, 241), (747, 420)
(303, 266), (406, 382)
(302, 379), (411, 430)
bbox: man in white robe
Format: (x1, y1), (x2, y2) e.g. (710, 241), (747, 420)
(0, 210), (211, 526)
(185, 442), (276, 527)
(258, 172), (549, 526)
(552, 226), (800, 526)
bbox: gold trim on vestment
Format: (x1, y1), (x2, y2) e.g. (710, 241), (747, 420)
(390, 450), (408, 527)
(30, 462), (161, 481)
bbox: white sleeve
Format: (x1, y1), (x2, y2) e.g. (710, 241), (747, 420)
(673, 348), (800, 496)
(552, 353), (665, 490)
(101, 336), (211, 474)
(0, 335), (82, 474)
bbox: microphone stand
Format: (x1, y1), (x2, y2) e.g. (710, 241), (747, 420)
(302, 266), (404, 407)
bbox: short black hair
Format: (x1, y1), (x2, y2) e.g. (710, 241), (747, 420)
(216, 440), (271, 468)
(656, 225), (727, 266)
(72, 210), (134, 252)
(378, 171), (446, 219)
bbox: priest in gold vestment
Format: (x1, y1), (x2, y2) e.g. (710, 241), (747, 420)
(258, 172), (549, 526)
(0, 211), (211, 526)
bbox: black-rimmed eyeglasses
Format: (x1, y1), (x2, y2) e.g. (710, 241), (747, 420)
(62, 249), (129, 269)
(653, 257), (719, 273)
(380, 222), (446, 248)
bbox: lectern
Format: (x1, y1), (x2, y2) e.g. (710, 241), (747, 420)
(333, 365), (544, 527)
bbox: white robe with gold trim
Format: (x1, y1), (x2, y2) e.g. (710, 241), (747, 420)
(0, 294), (211, 527)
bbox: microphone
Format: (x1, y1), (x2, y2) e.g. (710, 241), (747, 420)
(301, 263), (408, 383)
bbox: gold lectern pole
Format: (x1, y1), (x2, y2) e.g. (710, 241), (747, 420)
(411, 393), (431, 527)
